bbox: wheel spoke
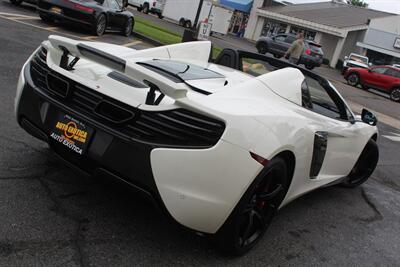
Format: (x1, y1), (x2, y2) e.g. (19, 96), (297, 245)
(258, 184), (283, 201)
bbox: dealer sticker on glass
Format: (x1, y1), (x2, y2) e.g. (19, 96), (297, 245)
(49, 113), (93, 155)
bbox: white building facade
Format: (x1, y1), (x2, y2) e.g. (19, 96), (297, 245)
(244, 0), (394, 68)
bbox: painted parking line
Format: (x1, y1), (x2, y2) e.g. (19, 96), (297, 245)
(0, 12), (37, 19)
(81, 36), (100, 40)
(121, 40), (143, 47)
(44, 26), (59, 31)
(382, 132), (400, 142)
(0, 13), (85, 40)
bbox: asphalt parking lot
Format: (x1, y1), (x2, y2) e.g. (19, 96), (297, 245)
(1, 1), (400, 266)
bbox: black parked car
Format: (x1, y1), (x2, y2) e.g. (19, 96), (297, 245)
(37, 0), (134, 36)
(256, 33), (324, 70)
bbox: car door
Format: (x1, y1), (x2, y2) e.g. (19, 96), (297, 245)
(363, 67), (388, 89)
(382, 68), (400, 91)
(105, 0), (126, 29)
(270, 34), (287, 55)
(301, 76), (367, 179)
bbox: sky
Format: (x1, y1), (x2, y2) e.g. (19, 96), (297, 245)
(288, 0), (400, 14)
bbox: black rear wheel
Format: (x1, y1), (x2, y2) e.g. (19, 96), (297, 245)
(390, 87), (400, 102)
(215, 157), (289, 256)
(93, 14), (106, 36)
(305, 63), (314, 70)
(142, 3), (149, 14)
(122, 17), (134, 36)
(184, 20), (192, 29)
(341, 139), (379, 188)
(257, 43), (268, 54)
(179, 18), (185, 26)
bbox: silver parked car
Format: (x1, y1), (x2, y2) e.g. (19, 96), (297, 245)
(256, 33), (324, 70)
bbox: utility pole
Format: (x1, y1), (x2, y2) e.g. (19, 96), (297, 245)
(182, 0), (204, 42)
(192, 0), (204, 30)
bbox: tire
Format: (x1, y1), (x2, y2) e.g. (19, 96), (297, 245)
(257, 43), (268, 54)
(142, 3), (149, 14)
(93, 14), (106, 36)
(39, 13), (54, 23)
(184, 20), (191, 29)
(347, 72), (360, 87)
(215, 157), (289, 256)
(390, 87), (400, 102)
(157, 13), (163, 19)
(122, 17), (134, 36)
(305, 63), (314, 70)
(10, 0), (23, 5)
(178, 18), (185, 27)
(341, 139), (379, 188)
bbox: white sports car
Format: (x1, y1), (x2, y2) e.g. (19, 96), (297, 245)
(15, 36), (379, 255)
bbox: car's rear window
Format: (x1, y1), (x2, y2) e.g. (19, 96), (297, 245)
(307, 42), (323, 54)
(139, 59), (225, 81)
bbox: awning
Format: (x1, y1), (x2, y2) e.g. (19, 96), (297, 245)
(357, 42), (400, 58)
(219, 0), (253, 13)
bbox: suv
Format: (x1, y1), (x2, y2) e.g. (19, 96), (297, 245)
(256, 33), (324, 70)
(342, 53), (370, 74)
(344, 65), (400, 102)
(128, 0), (164, 18)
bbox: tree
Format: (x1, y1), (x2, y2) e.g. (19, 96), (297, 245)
(347, 0), (369, 8)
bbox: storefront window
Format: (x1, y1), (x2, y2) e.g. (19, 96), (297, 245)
(261, 19), (287, 37)
(289, 26), (316, 41)
(228, 11), (249, 34)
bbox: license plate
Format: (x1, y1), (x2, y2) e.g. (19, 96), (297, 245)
(49, 113), (93, 155)
(50, 6), (62, 14)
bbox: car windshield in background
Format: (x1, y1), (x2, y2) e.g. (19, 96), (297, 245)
(349, 55), (368, 64)
(139, 59), (225, 81)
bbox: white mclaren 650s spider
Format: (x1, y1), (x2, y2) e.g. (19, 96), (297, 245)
(15, 35), (379, 255)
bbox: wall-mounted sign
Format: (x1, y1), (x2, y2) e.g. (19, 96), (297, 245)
(394, 38), (400, 49)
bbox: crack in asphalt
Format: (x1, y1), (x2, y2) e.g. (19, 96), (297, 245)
(358, 188), (383, 223)
(34, 168), (90, 267)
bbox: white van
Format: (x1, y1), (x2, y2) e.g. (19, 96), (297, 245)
(128, 0), (165, 18)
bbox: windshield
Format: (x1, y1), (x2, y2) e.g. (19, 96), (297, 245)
(349, 55), (368, 64)
(138, 60), (225, 81)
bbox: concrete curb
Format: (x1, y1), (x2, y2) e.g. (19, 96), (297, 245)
(132, 31), (164, 47)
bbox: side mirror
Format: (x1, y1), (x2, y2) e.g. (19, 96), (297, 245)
(361, 108), (377, 126)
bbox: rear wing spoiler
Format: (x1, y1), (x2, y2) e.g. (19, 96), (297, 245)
(48, 35), (189, 100)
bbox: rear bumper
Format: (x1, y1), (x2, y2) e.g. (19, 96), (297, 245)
(300, 55), (322, 67)
(15, 57), (261, 234)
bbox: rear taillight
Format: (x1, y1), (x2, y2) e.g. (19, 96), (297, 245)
(250, 152), (269, 166)
(305, 48), (311, 55)
(74, 3), (94, 13)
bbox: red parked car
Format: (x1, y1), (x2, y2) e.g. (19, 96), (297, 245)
(344, 65), (400, 102)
